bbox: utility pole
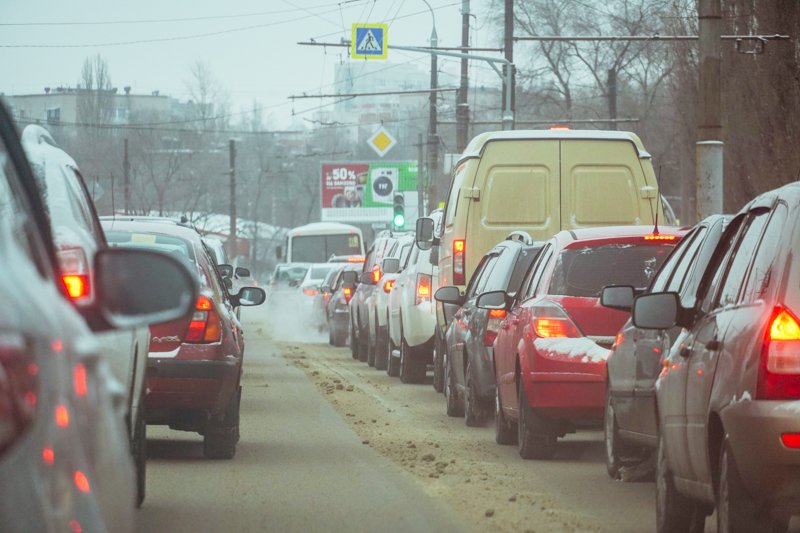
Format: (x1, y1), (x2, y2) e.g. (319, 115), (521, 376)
(696, 0), (723, 222)
(607, 69), (618, 131)
(428, 24), (440, 209)
(123, 138), (130, 214)
(503, 0), (515, 129)
(228, 139), (237, 256)
(456, 0), (471, 152)
(417, 134), (425, 217)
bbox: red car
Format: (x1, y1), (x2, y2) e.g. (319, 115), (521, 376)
(101, 219), (265, 459)
(481, 226), (683, 459)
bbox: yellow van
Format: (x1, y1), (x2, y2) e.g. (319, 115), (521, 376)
(420, 129), (664, 292)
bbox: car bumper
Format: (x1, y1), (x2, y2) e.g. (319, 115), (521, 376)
(721, 399), (800, 512)
(146, 358), (240, 412)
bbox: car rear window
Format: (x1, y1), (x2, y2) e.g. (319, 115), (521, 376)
(310, 265), (336, 279)
(278, 265), (309, 281)
(106, 231), (195, 261)
(548, 243), (674, 298)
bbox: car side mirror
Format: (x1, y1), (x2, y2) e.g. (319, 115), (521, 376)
(320, 285), (331, 293)
(632, 292), (680, 329)
(232, 286), (266, 307)
(342, 271), (358, 285)
(90, 248), (197, 331)
(416, 217), (434, 251)
(601, 285), (635, 312)
(218, 264), (233, 278)
(476, 290), (508, 310)
(275, 246), (283, 260)
(382, 257), (400, 275)
(235, 267), (251, 278)
(434, 286), (464, 306)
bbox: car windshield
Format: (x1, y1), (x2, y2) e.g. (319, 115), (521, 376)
(292, 234), (362, 263)
(548, 243), (673, 298)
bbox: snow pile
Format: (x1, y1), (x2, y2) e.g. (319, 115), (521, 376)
(533, 337), (610, 363)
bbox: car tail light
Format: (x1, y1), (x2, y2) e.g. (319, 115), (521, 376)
(531, 304), (581, 338)
(303, 287), (318, 297)
(758, 307), (800, 399)
(644, 234), (678, 241)
(781, 433), (800, 449)
(453, 240), (465, 285)
(371, 268), (382, 284)
(184, 295), (222, 343)
(58, 247), (91, 301)
(483, 308), (507, 346)
(383, 280), (395, 293)
(415, 273), (432, 305)
(343, 286), (353, 303)
(347, 256), (365, 263)
(0, 332), (37, 456)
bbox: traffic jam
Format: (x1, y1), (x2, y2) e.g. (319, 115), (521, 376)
(2, 2), (799, 533)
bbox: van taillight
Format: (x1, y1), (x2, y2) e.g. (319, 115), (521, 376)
(343, 287), (353, 303)
(372, 268), (382, 284)
(383, 280), (395, 293)
(415, 274), (432, 305)
(483, 309), (507, 346)
(757, 307), (800, 399)
(453, 240), (465, 285)
(58, 247), (91, 301)
(184, 295), (221, 343)
(0, 332), (37, 456)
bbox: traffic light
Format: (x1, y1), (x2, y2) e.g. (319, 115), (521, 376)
(392, 193), (405, 229)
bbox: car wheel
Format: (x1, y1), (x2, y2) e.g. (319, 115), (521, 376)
(517, 382), (556, 460)
(367, 319), (376, 367)
(374, 312), (388, 371)
(495, 385), (517, 445)
(132, 402), (147, 507)
(399, 336), (426, 384)
(464, 358), (487, 427)
(386, 332), (400, 377)
(432, 331), (445, 393)
(357, 320), (369, 363)
(328, 324), (335, 345)
(203, 386), (240, 460)
(604, 388), (645, 480)
(350, 319), (359, 360)
(332, 325), (346, 347)
(717, 438), (787, 533)
(655, 433), (706, 533)
(444, 351), (464, 417)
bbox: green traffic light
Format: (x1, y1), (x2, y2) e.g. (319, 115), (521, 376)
(393, 213), (405, 227)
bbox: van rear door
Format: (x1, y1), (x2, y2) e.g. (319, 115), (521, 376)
(470, 139), (560, 256)
(560, 139), (657, 228)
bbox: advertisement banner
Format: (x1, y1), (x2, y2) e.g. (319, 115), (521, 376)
(321, 161), (418, 223)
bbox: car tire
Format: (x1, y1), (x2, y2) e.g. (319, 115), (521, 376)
(386, 332), (400, 377)
(367, 320), (376, 367)
(203, 386), (240, 460)
(432, 331), (445, 393)
(655, 433), (706, 533)
(604, 388), (646, 480)
(495, 385), (517, 445)
(350, 319), (359, 360)
(374, 312), (388, 371)
(717, 438), (787, 533)
(332, 326), (346, 347)
(399, 336), (426, 384)
(517, 382), (556, 460)
(464, 358), (488, 427)
(444, 351), (464, 417)
(328, 324), (335, 345)
(357, 320), (369, 363)
(132, 401), (147, 507)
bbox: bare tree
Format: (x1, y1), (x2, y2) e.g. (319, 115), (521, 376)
(77, 55), (114, 129)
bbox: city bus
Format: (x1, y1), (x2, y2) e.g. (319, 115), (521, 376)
(278, 222), (365, 263)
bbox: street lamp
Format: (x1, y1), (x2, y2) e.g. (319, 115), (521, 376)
(420, 0), (438, 217)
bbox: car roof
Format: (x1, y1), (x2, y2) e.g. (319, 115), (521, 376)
(552, 225), (687, 249)
(100, 218), (203, 242)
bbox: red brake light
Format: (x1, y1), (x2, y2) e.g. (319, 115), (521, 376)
(453, 240), (466, 285)
(383, 280), (395, 293)
(758, 307), (800, 399)
(531, 304), (582, 338)
(304, 288), (319, 296)
(185, 295), (221, 343)
(347, 256), (366, 263)
(781, 433), (800, 449)
(549, 125), (570, 130)
(644, 235), (678, 241)
(372, 268), (382, 284)
(58, 247), (91, 301)
(488, 309), (507, 319)
(415, 273), (432, 305)
(343, 286), (353, 303)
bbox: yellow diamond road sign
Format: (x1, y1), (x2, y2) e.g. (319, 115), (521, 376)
(368, 127), (397, 157)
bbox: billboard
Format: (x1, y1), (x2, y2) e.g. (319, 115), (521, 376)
(321, 161), (418, 224)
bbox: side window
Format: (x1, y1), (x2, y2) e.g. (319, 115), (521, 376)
(715, 210), (770, 308)
(445, 164), (468, 226)
(405, 245), (419, 269)
(522, 244), (554, 300)
(665, 227), (708, 294)
(398, 243), (412, 265)
(474, 256), (498, 295)
(649, 227), (700, 293)
(742, 203), (787, 303)
(65, 167), (101, 242)
(466, 254), (495, 298)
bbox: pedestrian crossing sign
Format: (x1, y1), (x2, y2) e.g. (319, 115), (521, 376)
(351, 23), (388, 60)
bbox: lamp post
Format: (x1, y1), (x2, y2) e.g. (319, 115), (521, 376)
(420, 0), (438, 215)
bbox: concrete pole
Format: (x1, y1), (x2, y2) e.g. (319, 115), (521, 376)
(427, 25), (440, 208)
(456, 0), (471, 152)
(417, 133), (425, 217)
(503, 0), (515, 130)
(229, 139), (237, 256)
(123, 137), (130, 214)
(696, 0), (723, 221)
(607, 69), (618, 131)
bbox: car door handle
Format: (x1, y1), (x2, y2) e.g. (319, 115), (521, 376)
(705, 339), (722, 351)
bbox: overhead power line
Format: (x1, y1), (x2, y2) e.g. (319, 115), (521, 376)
(289, 88), (458, 99)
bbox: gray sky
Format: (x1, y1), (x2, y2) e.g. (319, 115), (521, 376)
(0, 0), (498, 128)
